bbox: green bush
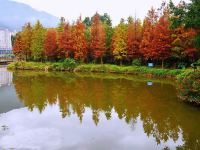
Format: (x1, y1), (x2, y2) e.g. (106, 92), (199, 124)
(132, 59), (142, 66)
(177, 71), (200, 104)
(63, 58), (77, 69)
(177, 62), (187, 69)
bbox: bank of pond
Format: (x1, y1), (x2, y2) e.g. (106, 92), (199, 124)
(7, 61), (200, 105)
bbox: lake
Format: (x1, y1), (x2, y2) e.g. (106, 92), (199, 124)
(0, 67), (200, 150)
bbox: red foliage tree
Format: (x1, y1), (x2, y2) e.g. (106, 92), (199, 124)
(44, 29), (58, 60)
(171, 26), (197, 62)
(90, 13), (106, 64)
(71, 17), (87, 61)
(13, 33), (24, 60)
(58, 23), (72, 58)
(152, 12), (172, 68)
(140, 8), (158, 62)
(182, 28), (197, 60)
(127, 18), (142, 61)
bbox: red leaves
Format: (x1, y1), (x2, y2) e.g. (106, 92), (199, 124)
(171, 27), (197, 59)
(58, 24), (72, 58)
(152, 15), (172, 61)
(44, 29), (58, 59)
(90, 13), (106, 63)
(140, 18), (155, 61)
(71, 18), (87, 61)
(127, 19), (142, 60)
(13, 33), (24, 60)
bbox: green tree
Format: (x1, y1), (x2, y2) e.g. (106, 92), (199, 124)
(31, 20), (46, 61)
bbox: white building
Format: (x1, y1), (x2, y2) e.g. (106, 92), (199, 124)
(0, 29), (12, 56)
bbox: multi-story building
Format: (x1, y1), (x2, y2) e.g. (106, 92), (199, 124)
(0, 29), (12, 57)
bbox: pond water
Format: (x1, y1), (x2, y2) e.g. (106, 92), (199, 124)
(0, 67), (200, 150)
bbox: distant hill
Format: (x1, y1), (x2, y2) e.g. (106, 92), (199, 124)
(0, 0), (59, 31)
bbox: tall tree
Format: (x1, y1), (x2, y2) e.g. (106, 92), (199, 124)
(58, 23), (72, 58)
(21, 22), (32, 61)
(13, 33), (24, 60)
(71, 17), (87, 61)
(127, 16), (143, 61)
(112, 19), (128, 65)
(140, 7), (158, 62)
(44, 28), (58, 60)
(90, 13), (106, 64)
(31, 20), (46, 61)
(152, 11), (172, 68)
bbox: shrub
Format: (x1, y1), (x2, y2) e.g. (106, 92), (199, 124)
(132, 58), (142, 66)
(177, 71), (200, 104)
(177, 62), (187, 69)
(63, 58), (77, 69)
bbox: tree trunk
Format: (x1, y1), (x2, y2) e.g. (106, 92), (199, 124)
(120, 60), (122, 66)
(100, 57), (103, 64)
(162, 59), (164, 69)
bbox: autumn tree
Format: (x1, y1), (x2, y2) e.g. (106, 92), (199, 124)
(13, 33), (24, 60)
(44, 28), (58, 60)
(112, 19), (128, 65)
(171, 27), (197, 62)
(31, 20), (46, 61)
(152, 10), (172, 68)
(169, 0), (200, 49)
(140, 7), (158, 62)
(58, 23), (73, 59)
(127, 16), (142, 61)
(90, 13), (106, 64)
(21, 22), (32, 60)
(71, 17), (87, 61)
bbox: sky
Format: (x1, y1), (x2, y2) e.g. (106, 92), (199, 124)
(13, 0), (189, 25)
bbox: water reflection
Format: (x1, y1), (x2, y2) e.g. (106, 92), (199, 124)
(0, 71), (200, 150)
(0, 67), (12, 87)
(0, 67), (23, 113)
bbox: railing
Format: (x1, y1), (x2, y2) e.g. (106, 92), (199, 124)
(0, 57), (14, 64)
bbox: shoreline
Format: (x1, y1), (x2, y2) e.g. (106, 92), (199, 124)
(6, 61), (200, 105)
(6, 61), (191, 79)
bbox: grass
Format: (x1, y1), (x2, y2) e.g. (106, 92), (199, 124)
(7, 61), (192, 78)
(74, 64), (188, 77)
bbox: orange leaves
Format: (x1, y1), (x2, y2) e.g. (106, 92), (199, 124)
(171, 27), (197, 59)
(13, 33), (24, 60)
(58, 23), (72, 58)
(127, 18), (142, 60)
(140, 8), (172, 65)
(140, 18), (156, 61)
(71, 18), (87, 61)
(44, 28), (58, 59)
(90, 13), (106, 63)
(152, 14), (172, 61)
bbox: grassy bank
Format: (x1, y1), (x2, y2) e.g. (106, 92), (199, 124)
(7, 61), (190, 78)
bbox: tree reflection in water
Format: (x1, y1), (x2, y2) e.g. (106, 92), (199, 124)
(13, 71), (200, 150)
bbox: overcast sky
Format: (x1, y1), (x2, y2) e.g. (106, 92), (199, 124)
(13, 0), (189, 25)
